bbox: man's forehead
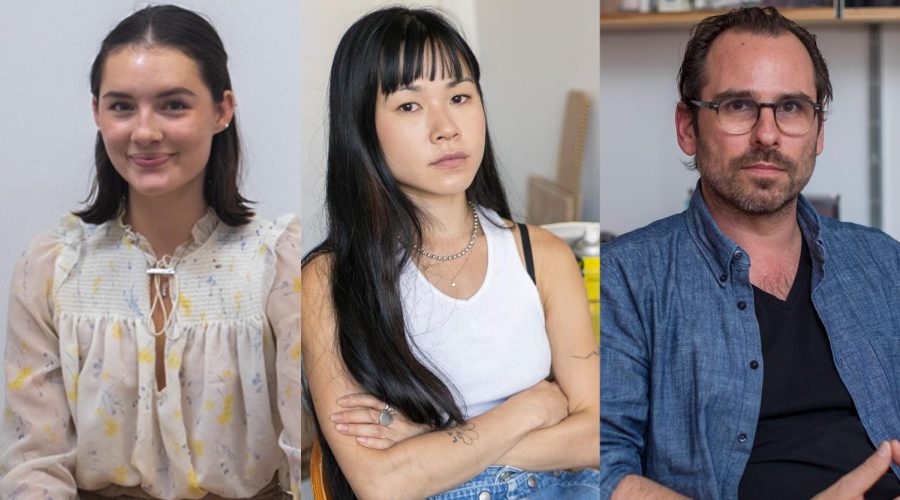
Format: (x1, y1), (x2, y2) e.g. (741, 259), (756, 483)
(701, 29), (816, 99)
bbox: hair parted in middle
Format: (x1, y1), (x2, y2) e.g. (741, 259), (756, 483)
(77, 4), (253, 226)
(304, 6), (512, 498)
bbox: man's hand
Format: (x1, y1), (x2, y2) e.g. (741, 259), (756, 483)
(813, 440), (900, 500)
(330, 393), (432, 449)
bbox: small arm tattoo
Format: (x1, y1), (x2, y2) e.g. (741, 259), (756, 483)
(446, 423), (479, 445)
(572, 350), (599, 360)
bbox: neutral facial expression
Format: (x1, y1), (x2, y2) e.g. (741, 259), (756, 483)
(93, 45), (234, 204)
(374, 68), (486, 204)
(676, 31), (825, 215)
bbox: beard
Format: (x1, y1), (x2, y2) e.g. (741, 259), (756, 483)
(695, 140), (816, 215)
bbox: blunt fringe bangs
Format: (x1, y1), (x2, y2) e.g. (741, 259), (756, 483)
(375, 13), (477, 97)
(306, 7), (512, 498)
(76, 4), (253, 226)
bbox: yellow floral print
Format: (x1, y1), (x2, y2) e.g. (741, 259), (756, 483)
(8, 367), (32, 391)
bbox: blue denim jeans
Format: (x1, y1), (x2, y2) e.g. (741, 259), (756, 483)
(427, 466), (601, 499)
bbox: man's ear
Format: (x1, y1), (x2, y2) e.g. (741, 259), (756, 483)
(815, 118), (825, 156)
(676, 101), (697, 156)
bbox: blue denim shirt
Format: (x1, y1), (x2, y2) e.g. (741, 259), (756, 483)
(600, 187), (900, 499)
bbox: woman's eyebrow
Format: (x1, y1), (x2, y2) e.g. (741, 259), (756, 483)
(448, 77), (475, 88)
(100, 87), (197, 100)
(157, 87), (197, 98)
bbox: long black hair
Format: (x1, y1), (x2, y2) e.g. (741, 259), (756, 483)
(304, 7), (512, 498)
(76, 4), (253, 226)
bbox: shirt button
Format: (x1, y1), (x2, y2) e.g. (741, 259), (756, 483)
(734, 251), (743, 259)
(737, 433), (748, 443)
(499, 471), (510, 482)
(719, 274), (728, 282)
(750, 360), (759, 369)
(737, 301), (747, 310)
(527, 475), (538, 488)
(479, 492), (491, 500)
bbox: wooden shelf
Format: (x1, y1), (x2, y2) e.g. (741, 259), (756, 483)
(843, 6), (900, 21)
(601, 6), (900, 30)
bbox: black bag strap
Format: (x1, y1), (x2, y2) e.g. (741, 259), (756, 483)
(517, 223), (536, 284)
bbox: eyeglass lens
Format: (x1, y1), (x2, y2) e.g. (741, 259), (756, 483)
(717, 98), (816, 135)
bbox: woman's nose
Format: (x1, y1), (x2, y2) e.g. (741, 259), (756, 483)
(429, 107), (460, 143)
(131, 110), (163, 144)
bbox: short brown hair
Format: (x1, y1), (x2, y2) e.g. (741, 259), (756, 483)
(678, 7), (832, 109)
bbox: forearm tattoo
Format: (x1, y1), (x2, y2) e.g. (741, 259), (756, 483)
(572, 350), (599, 360)
(446, 423), (479, 445)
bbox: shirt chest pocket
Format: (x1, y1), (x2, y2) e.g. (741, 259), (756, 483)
(870, 337), (900, 401)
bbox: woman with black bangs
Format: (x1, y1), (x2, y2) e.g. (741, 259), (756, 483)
(0, 5), (300, 499)
(301, 7), (600, 499)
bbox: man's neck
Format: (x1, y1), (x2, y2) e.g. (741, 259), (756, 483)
(701, 187), (803, 300)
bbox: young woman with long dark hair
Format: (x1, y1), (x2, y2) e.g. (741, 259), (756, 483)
(302, 7), (600, 499)
(0, 6), (301, 499)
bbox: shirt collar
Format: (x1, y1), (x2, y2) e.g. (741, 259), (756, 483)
(685, 180), (827, 286)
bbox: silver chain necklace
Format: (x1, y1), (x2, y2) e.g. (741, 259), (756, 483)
(414, 202), (479, 261)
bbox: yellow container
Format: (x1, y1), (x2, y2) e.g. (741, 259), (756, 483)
(579, 255), (600, 343)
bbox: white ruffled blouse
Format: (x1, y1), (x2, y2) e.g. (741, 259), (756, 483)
(0, 210), (302, 499)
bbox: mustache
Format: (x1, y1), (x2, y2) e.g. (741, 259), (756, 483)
(730, 148), (799, 171)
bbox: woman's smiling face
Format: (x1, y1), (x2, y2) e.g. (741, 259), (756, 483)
(93, 44), (234, 204)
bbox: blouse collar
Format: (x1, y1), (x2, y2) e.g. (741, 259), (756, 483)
(117, 207), (220, 263)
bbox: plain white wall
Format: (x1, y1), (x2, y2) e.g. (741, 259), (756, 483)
(600, 25), (897, 240)
(0, 1), (301, 401)
(300, 0), (600, 254)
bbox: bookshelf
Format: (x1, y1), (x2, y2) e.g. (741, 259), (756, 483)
(601, 5), (900, 30)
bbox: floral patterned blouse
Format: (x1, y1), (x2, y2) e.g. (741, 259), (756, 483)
(0, 210), (302, 499)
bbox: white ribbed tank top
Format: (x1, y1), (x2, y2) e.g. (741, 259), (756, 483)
(399, 207), (551, 418)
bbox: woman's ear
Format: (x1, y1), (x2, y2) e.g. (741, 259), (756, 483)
(215, 90), (236, 133)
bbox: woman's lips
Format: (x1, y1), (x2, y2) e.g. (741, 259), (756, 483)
(130, 154), (172, 168)
(430, 152), (469, 169)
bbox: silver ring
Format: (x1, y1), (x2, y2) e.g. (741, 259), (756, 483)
(379, 404), (394, 426)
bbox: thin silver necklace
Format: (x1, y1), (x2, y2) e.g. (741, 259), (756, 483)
(414, 202), (479, 261)
(423, 246), (473, 289)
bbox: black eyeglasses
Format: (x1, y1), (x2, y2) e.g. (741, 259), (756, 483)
(690, 97), (823, 136)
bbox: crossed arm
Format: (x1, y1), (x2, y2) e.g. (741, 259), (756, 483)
(301, 226), (599, 500)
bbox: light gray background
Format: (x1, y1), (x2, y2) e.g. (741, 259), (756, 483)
(600, 25), (900, 240)
(0, 1), (301, 400)
(299, 0), (601, 254)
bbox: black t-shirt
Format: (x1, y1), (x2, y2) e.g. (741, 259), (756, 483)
(738, 240), (900, 499)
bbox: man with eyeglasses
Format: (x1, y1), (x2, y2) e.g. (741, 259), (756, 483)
(600, 6), (900, 499)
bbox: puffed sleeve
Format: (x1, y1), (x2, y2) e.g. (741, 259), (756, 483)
(265, 217), (302, 499)
(598, 246), (651, 497)
(0, 231), (78, 499)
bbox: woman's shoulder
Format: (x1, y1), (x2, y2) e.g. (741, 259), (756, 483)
(19, 213), (96, 264)
(301, 249), (333, 291)
(477, 206), (570, 255)
(521, 224), (574, 260)
(490, 215), (573, 262)
(9, 216), (87, 307)
(220, 212), (300, 251)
